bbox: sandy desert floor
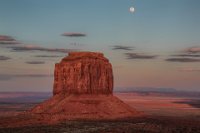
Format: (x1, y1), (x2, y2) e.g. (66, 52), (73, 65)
(0, 92), (200, 133)
(116, 93), (200, 119)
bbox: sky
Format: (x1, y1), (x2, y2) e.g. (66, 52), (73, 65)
(0, 0), (200, 92)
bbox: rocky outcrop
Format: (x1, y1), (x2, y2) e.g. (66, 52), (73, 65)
(29, 52), (143, 123)
(53, 52), (113, 95)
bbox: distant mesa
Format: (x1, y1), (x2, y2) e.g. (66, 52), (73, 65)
(29, 51), (142, 123)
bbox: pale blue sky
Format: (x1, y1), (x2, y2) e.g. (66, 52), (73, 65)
(1, 0), (200, 50)
(0, 0), (200, 91)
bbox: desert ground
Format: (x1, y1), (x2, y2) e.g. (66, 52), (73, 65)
(0, 92), (200, 133)
(116, 93), (200, 119)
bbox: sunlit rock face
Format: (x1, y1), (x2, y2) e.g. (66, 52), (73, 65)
(30, 52), (142, 122)
(53, 52), (113, 95)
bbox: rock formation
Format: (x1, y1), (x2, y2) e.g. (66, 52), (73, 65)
(30, 52), (142, 123)
(53, 52), (113, 95)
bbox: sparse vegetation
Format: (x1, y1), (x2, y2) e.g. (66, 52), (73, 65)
(1, 92), (200, 133)
(1, 117), (200, 133)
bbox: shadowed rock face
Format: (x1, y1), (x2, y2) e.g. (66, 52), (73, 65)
(53, 52), (113, 95)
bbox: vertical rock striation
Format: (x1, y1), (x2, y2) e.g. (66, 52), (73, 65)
(53, 52), (113, 95)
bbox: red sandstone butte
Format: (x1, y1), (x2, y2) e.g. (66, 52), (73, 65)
(53, 52), (113, 95)
(30, 52), (142, 123)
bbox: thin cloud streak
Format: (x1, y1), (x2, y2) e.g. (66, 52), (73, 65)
(8, 45), (76, 53)
(125, 53), (157, 59)
(166, 58), (200, 62)
(0, 56), (11, 61)
(185, 46), (200, 53)
(0, 41), (21, 45)
(34, 55), (63, 58)
(25, 61), (45, 64)
(179, 67), (200, 72)
(112, 45), (133, 51)
(62, 32), (86, 37)
(172, 54), (200, 57)
(0, 35), (15, 41)
(168, 47), (200, 63)
(0, 35), (20, 45)
(0, 74), (53, 81)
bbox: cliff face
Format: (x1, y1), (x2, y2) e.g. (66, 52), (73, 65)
(53, 52), (113, 95)
(30, 52), (142, 123)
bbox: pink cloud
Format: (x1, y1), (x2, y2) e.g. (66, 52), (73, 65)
(0, 35), (15, 41)
(0, 35), (20, 45)
(185, 46), (200, 53)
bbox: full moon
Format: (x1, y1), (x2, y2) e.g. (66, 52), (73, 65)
(129, 7), (135, 13)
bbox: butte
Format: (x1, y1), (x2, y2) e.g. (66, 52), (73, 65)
(30, 52), (142, 123)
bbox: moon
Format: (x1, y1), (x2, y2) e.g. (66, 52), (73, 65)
(129, 7), (135, 13)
